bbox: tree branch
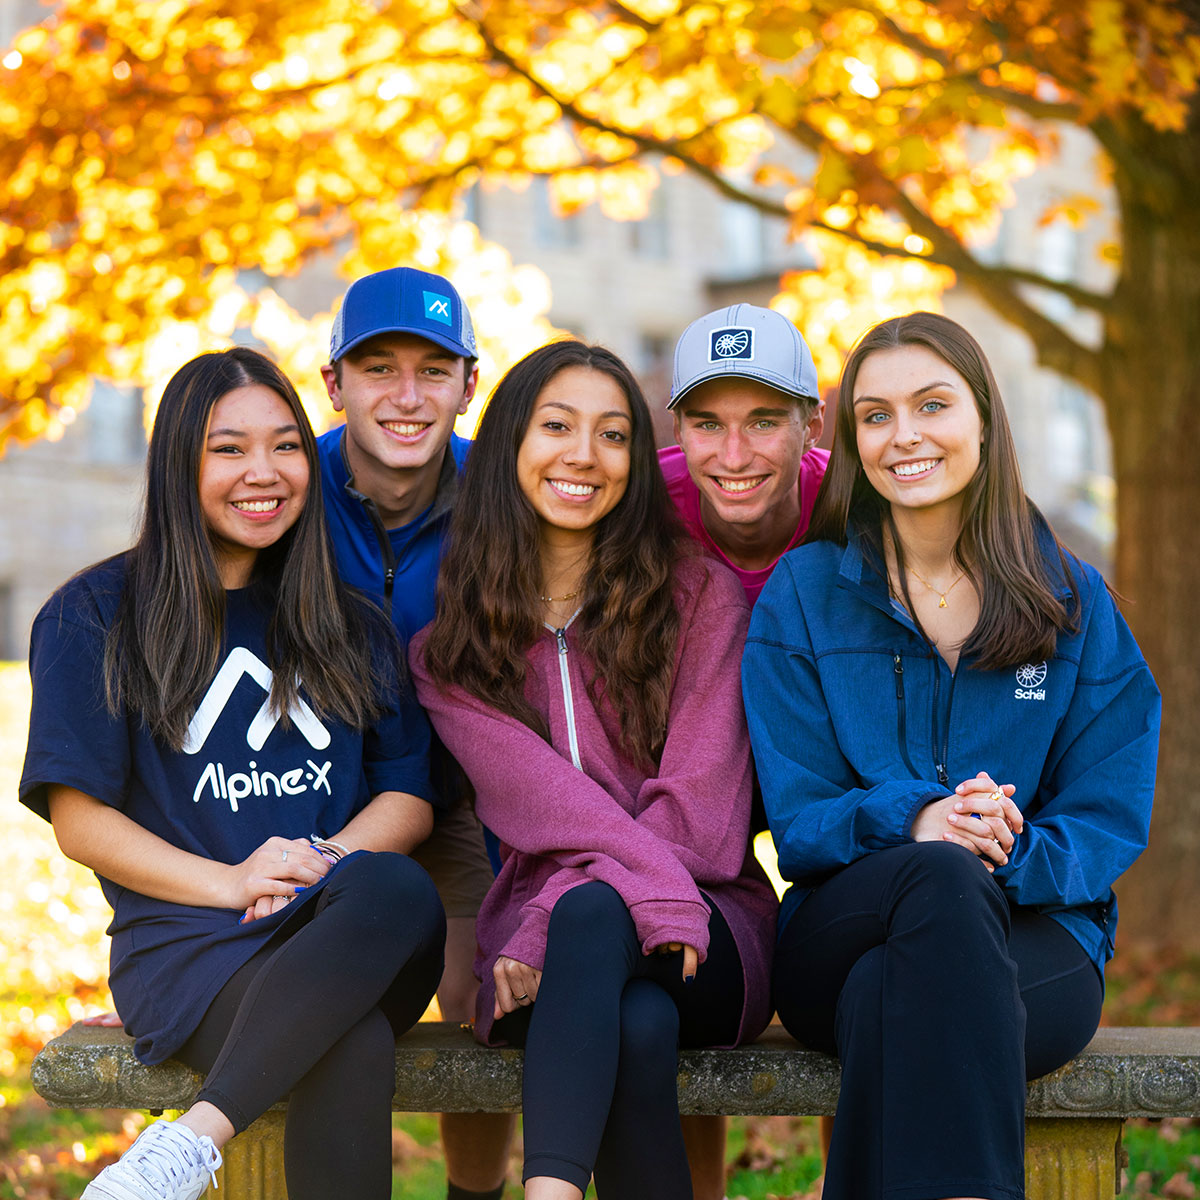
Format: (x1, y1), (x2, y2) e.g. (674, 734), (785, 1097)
(467, 13), (796, 217)
(813, 211), (1102, 392)
(866, 6), (1081, 122)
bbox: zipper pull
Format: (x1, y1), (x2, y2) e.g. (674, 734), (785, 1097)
(556, 627), (568, 654)
(893, 654), (904, 697)
(936, 763), (949, 786)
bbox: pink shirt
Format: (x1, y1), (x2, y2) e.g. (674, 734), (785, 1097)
(658, 444), (830, 605)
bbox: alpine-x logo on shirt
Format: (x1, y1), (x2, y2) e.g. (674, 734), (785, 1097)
(185, 647), (333, 812)
(709, 326), (754, 362)
(423, 291), (453, 325)
(1015, 661), (1048, 701)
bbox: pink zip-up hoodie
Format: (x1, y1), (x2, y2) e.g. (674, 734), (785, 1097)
(410, 555), (776, 1046)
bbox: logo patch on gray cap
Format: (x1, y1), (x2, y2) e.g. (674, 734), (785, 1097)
(709, 327), (754, 362)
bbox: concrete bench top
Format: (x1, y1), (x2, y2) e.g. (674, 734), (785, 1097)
(31, 1022), (1200, 1120)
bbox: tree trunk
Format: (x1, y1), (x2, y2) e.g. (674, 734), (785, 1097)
(1097, 108), (1200, 950)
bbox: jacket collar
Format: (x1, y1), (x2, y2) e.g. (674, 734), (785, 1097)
(335, 428), (460, 527)
(835, 510), (1076, 617)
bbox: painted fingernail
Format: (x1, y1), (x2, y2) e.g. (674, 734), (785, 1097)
(294, 885), (307, 893)
(685, 975), (695, 984)
(948, 814), (959, 824)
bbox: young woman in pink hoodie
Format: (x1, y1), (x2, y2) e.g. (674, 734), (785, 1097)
(412, 340), (776, 1200)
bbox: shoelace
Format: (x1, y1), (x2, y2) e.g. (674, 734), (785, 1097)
(122, 1127), (220, 1195)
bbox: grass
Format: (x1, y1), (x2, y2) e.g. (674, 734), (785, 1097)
(1, 660), (1198, 1198)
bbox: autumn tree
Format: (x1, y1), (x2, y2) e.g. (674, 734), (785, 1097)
(2, 0), (1197, 943)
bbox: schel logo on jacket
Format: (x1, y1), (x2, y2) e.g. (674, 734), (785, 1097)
(1015, 661), (1048, 701)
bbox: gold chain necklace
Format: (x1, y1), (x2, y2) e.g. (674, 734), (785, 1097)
(907, 566), (965, 609)
(539, 589), (579, 604)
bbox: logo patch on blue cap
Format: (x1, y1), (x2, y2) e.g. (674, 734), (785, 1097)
(423, 291), (453, 326)
(709, 327), (754, 362)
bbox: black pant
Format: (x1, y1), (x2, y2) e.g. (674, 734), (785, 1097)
(494, 881), (745, 1199)
(773, 842), (1103, 1200)
(177, 852), (445, 1200)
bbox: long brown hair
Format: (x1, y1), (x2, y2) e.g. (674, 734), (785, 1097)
(423, 340), (686, 766)
(806, 312), (1079, 669)
(106, 347), (401, 749)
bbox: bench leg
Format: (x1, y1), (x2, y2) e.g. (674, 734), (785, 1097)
(1024, 1117), (1124, 1200)
(212, 1111), (288, 1200)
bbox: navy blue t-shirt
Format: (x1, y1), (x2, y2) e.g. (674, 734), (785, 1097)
(20, 556), (436, 1064)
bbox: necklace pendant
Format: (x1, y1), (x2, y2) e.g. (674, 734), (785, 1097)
(938, 596), (948, 608)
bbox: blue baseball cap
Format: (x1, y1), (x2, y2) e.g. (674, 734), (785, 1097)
(669, 304), (818, 409)
(329, 267), (478, 363)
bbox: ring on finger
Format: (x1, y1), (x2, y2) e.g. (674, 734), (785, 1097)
(988, 790), (1004, 805)
(515, 993), (530, 1003)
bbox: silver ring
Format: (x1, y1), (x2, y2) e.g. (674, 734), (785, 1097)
(282, 849), (289, 862)
(515, 993), (529, 1003)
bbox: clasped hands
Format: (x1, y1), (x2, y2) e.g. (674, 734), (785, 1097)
(232, 836), (333, 924)
(910, 771), (1025, 872)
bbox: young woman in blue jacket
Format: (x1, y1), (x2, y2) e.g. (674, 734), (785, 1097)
(743, 312), (1159, 1200)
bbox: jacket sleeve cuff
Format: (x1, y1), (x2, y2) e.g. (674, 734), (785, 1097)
(498, 908), (551, 972)
(629, 898), (712, 962)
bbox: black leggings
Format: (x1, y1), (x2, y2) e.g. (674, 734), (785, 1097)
(494, 880), (745, 1199)
(774, 842), (1104, 1200)
(176, 852), (445, 1200)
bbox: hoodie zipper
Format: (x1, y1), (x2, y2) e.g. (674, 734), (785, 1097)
(554, 627), (583, 770)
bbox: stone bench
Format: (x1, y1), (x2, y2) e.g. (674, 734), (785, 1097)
(32, 1022), (1200, 1199)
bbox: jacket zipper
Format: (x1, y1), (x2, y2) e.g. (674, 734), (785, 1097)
(931, 663), (954, 786)
(360, 495), (398, 603)
(555, 627), (583, 770)
(892, 655), (920, 777)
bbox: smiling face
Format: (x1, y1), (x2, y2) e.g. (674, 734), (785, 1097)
(199, 384), (311, 587)
(852, 343), (984, 522)
(674, 377), (821, 544)
(320, 332), (477, 484)
(516, 365), (633, 550)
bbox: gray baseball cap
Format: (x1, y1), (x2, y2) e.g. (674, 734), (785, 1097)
(669, 303), (818, 409)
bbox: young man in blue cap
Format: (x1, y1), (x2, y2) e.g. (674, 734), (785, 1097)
(660, 303), (828, 1200)
(662, 303), (828, 605)
(319, 267), (513, 1200)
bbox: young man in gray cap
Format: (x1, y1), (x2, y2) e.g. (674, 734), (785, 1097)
(318, 267), (514, 1200)
(661, 303), (827, 604)
(660, 303), (828, 1200)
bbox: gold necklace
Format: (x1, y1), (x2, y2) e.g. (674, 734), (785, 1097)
(907, 565), (965, 609)
(539, 589), (579, 604)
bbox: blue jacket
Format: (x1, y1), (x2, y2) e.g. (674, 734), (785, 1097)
(743, 530), (1159, 976)
(316, 427), (471, 641)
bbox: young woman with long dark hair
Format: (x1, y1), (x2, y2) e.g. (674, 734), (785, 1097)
(411, 340), (776, 1200)
(22, 348), (445, 1200)
(744, 312), (1159, 1200)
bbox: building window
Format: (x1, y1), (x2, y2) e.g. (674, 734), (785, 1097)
(533, 178), (583, 250)
(630, 185), (670, 259)
(87, 381), (146, 464)
(0, 581), (13, 661)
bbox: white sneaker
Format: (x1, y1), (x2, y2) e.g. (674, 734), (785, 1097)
(82, 1118), (222, 1200)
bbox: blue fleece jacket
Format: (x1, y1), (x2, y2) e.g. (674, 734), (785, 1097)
(316, 427), (470, 641)
(743, 530), (1159, 976)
